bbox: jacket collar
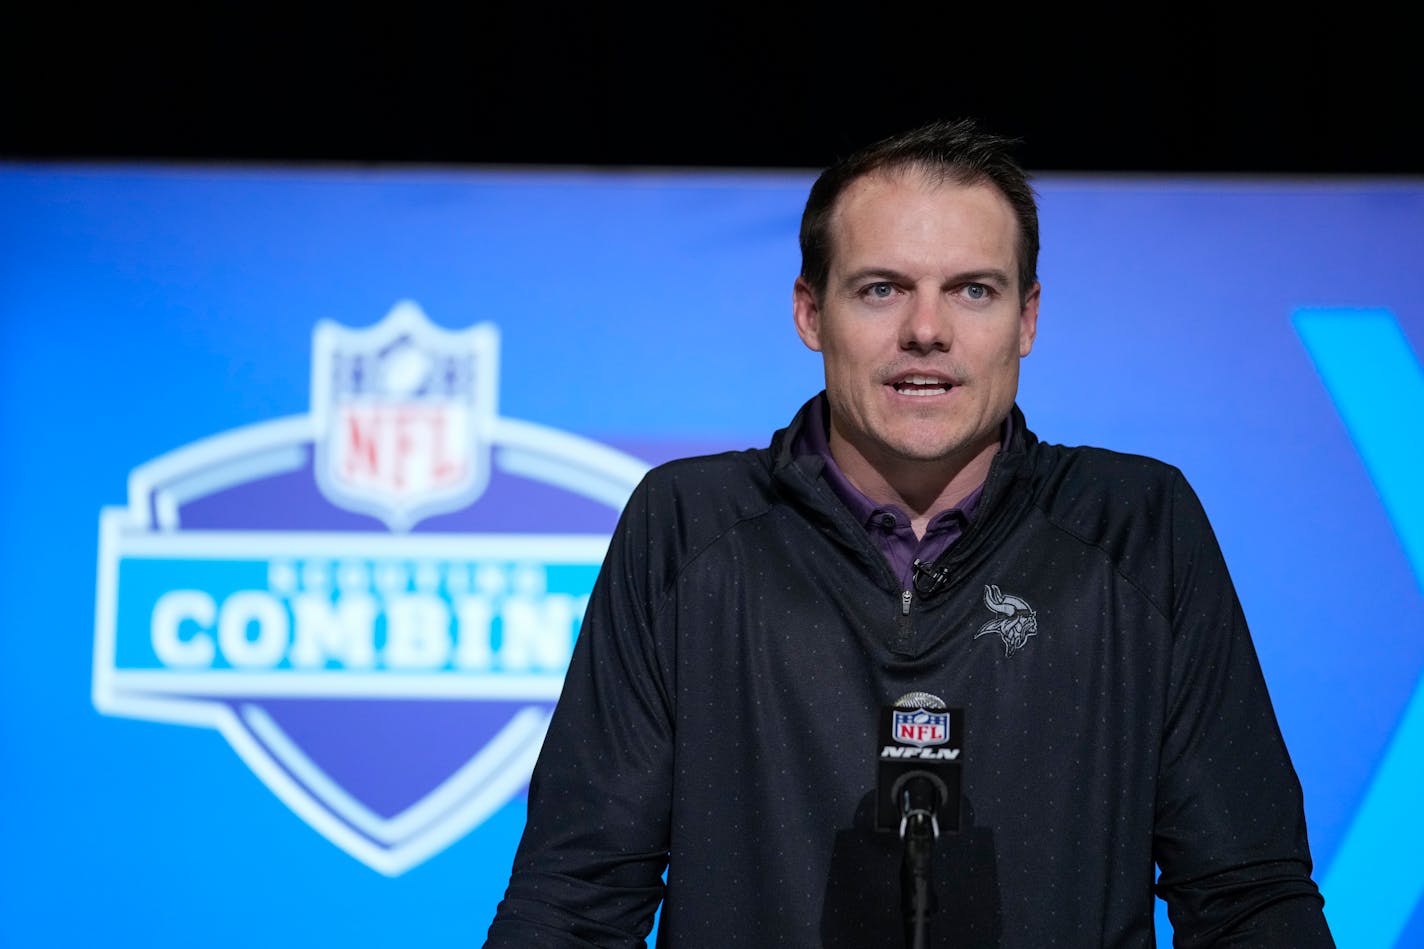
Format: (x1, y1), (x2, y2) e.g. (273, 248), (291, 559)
(770, 392), (1034, 496)
(768, 393), (1039, 583)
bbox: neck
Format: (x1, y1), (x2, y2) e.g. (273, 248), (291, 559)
(828, 427), (1000, 538)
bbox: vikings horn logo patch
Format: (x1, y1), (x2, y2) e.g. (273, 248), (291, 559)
(974, 584), (1039, 656)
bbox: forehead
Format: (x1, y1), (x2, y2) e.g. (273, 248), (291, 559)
(826, 171), (1020, 278)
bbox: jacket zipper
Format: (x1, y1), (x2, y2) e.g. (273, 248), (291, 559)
(895, 587), (915, 647)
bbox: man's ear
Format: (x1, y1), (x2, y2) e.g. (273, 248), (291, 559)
(793, 276), (824, 352)
(1018, 281), (1040, 357)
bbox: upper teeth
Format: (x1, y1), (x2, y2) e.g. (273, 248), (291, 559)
(900, 376), (946, 385)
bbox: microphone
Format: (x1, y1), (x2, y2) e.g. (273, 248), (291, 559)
(911, 559), (951, 596)
(876, 692), (963, 949)
(875, 691), (964, 833)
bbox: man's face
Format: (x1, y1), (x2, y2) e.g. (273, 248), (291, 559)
(793, 171), (1039, 484)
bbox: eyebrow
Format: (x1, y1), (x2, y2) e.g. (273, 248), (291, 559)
(840, 267), (1013, 290)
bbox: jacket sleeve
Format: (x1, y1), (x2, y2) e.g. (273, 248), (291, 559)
(485, 477), (674, 947)
(1152, 472), (1335, 947)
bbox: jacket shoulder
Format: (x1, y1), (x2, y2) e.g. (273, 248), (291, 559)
(638, 445), (776, 500)
(624, 445), (779, 543)
(1026, 443), (1206, 614)
(1031, 442), (1186, 514)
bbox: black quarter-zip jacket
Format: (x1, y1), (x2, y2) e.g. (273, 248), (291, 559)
(487, 397), (1333, 948)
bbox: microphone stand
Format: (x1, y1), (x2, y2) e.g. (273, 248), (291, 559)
(899, 779), (940, 949)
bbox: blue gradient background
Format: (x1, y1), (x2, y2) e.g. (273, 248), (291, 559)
(1, 165), (1420, 947)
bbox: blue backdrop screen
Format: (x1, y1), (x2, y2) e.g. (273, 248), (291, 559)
(1, 164), (1420, 947)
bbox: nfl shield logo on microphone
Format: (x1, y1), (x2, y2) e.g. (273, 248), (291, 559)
(892, 708), (950, 747)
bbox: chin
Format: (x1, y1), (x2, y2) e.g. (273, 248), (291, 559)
(881, 437), (969, 465)
(881, 421), (997, 466)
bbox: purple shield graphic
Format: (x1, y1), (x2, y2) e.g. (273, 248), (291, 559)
(94, 302), (649, 875)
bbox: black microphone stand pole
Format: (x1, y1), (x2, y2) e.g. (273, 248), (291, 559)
(898, 775), (942, 949)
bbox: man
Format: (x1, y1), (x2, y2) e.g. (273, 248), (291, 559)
(486, 120), (1333, 947)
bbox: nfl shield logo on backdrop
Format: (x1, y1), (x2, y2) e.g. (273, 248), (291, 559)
(893, 708), (949, 747)
(312, 301), (498, 531)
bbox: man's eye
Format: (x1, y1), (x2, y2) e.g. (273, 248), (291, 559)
(963, 283), (991, 301)
(864, 282), (896, 300)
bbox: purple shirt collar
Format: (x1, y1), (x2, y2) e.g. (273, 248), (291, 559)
(793, 393), (1010, 587)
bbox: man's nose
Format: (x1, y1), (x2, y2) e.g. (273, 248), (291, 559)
(900, 293), (951, 352)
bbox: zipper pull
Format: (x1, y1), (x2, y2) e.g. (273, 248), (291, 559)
(894, 588), (916, 652)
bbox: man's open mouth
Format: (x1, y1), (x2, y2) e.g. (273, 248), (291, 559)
(890, 374), (952, 396)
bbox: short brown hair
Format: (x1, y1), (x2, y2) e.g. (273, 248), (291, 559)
(798, 119), (1039, 303)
